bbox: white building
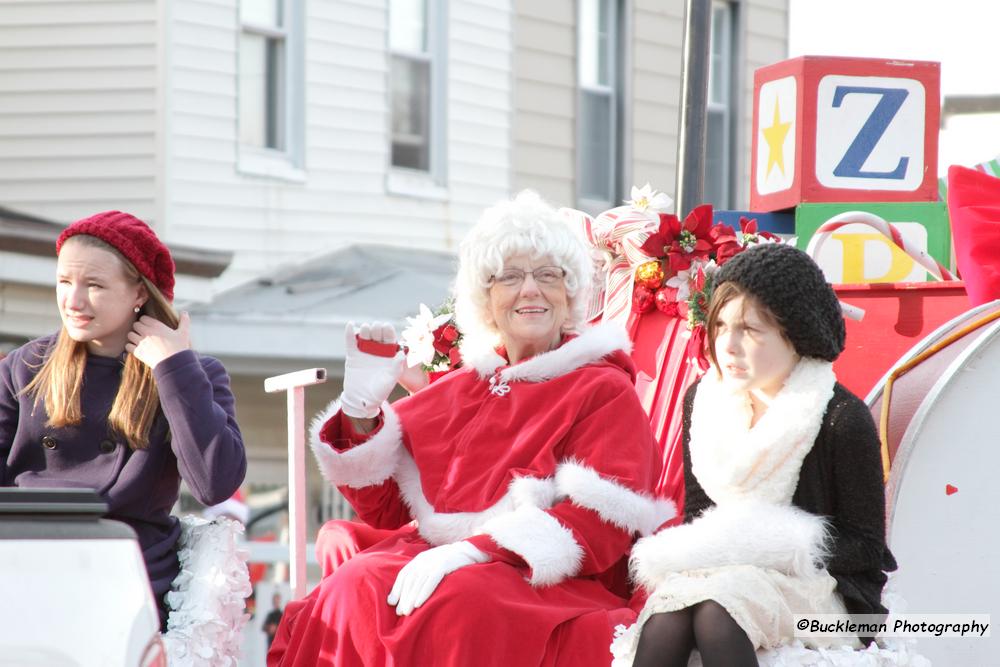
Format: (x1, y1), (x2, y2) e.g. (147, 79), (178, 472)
(0, 0), (789, 490)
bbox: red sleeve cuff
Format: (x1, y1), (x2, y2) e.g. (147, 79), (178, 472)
(318, 410), (385, 452)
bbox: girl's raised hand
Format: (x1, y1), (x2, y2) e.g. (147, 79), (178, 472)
(127, 312), (192, 369)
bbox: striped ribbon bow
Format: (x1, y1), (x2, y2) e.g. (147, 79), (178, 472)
(560, 205), (662, 324)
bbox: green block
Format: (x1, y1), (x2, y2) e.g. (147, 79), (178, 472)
(794, 202), (951, 284)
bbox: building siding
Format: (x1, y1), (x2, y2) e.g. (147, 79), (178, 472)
(511, 0), (576, 206)
(0, 0), (158, 224)
(513, 0), (789, 213)
(165, 0), (513, 287)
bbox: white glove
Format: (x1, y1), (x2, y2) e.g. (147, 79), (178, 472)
(387, 541), (489, 615)
(340, 322), (405, 419)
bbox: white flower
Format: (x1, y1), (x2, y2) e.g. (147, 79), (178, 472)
(399, 303), (453, 368)
(664, 259), (717, 302)
(665, 269), (692, 301)
(625, 183), (673, 215)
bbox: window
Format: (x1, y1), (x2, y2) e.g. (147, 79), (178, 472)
(578, 0), (621, 212)
(705, 1), (737, 208)
(239, 0), (303, 173)
(389, 0), (445, 183)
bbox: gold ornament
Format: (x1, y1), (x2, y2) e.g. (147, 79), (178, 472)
(635, 260), (665, 290)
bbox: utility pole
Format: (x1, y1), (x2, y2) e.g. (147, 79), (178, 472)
(675, 0), (712, 216)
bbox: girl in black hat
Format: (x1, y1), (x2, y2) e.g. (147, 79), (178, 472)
(614, 243), (897, 666)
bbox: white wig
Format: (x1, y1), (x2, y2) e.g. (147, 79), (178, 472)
(453, 190), (594, 352)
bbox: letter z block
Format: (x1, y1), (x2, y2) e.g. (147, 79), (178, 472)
(750, 56), (941, 212)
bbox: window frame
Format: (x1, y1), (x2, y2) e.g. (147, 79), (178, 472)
(576, 0), (622, 215)
(237, 0), (306, 181)
(387, 0), (448, 197)
(705, 0), (743, 209)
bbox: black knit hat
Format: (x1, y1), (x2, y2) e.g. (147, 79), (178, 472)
(714, 243), (845, 361)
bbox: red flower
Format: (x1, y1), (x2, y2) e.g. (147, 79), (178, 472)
(686, 325), (711, 372)
(639, 212), (682, 258)
(665, 204), (714, 273)
(738, 217), (782, 246)
(692, 265), (706, 293)
(431, 323), (459, 355)
(710, 222), (740, 266)
(448, 346), (462, 368)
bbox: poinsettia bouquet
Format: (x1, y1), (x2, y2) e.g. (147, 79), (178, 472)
(626, 187), (787, 366)
(399, 300), (463, 373)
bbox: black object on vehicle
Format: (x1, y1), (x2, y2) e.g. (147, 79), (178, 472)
(0, 488), (136, 540)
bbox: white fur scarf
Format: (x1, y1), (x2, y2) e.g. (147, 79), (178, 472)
(689, 357), (836, 506)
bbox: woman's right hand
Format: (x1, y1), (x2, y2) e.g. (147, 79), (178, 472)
(341, 322), (404, 420)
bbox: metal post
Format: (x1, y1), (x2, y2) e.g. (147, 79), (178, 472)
(264, 368), (327, 600)
(675, 0), (713, 216)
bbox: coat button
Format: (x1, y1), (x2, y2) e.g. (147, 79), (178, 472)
(99, 440), (117, 454)
(41, 436), (57, 450)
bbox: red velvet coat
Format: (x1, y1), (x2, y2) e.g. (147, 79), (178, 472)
(269, 322), (672, 667)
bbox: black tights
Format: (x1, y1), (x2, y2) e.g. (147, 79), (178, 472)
(632, 601), (758, 667)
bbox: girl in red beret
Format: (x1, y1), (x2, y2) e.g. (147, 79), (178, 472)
(0, 211), (246, 630)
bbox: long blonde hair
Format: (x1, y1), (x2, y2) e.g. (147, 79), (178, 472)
(24, 235), (179, 449)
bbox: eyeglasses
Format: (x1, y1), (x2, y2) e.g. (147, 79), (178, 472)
(490, 266), (566, 288)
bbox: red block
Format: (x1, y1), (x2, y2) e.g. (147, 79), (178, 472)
(750, 56), (940, 212)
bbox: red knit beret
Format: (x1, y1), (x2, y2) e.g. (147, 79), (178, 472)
(56, 211), (176, 301)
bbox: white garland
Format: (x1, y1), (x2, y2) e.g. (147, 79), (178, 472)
(163, 516), (252, 666)
(611, 623), (929, 667)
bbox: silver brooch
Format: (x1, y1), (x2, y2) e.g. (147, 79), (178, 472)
(489, 373), (511, 397)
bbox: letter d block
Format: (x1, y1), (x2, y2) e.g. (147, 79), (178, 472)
(794, 201), (951, 284)
(750, 56), (941, 212)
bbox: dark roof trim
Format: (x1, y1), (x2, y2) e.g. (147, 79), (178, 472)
(0, 206), (232, 278)
(941, 95), (1000, 127)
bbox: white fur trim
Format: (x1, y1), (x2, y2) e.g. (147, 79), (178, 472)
(465, 346), (508, 378)
(309, 399), (402, 488)
(756, 639), (931, 667)
(690, 358), (836, 505)
(393, 450), (561, 546)
(465, 321), (631, 381)
(510, 474), (562, 509)
(479, 505), (584, 586)
(612, 626), (930, 667)
(629, 501), (829, 592)
(555, 461), (675, 536)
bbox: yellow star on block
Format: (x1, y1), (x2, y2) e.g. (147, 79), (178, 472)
(761, 100), (792, 177)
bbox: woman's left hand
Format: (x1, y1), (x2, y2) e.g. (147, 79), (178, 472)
(387, 541), (489, 615)
(127, 312), (192, 369)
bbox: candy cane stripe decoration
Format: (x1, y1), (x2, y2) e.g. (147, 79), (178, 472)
(561, 205), (661, 324)
(806, 211), (956, 282)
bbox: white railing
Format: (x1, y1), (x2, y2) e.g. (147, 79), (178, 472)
(263, 368), (327, 601)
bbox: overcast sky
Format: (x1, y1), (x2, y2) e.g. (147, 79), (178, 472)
(788, 0), (1000, 173)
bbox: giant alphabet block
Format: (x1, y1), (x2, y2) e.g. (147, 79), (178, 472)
(794, 201), (951, 284)
(750, 56), (941, 212)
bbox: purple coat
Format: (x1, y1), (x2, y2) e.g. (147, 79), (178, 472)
(0, 334), (246, 604)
